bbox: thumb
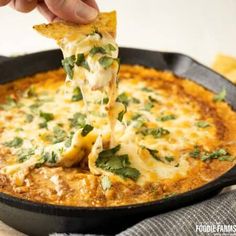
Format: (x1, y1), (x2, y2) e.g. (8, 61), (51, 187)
(44, 0), (98, 24)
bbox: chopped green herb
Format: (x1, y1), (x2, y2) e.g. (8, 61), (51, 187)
(130, 113), (147, 127)
(99, 56), (114, 69)
(189, 146), (200, 158)
(130, 97), (140, 104)
(42, 151), (58, 164)
(81, 124), (94, 136)
(52, 126), (67, 143)
(25, 114), (34, 123)
(64, 133), (73, 148)
(40, 111), (54, 122)
(165, 156), (174, 162)
(25, 86), (37, 98)
(39, 122), (48, 129)
(29, 102), (42, 113)
(99, 145), (121, 158)
(102, 97), (109, 104)
(141, 87), (153, 92)
(118, 106), (127, 122)
(35, 157), (47, 168)
(62, 55), (75, 80)
(213, 88), (226, 102)
(17, 148), (35, 163)
(148, 96), (158, 103)
(157, 114), (176, 122)
(69, 112), (86, 128)
(96, 146), (140, 181)
(104, 44), (116, 54)
(218, 155), (235, 161)
(71, 87), (83, 102)
(146, 148), (161, 161)
(89, 46), (106, 56)
(116, 92), (129, 106)
(75, 53), (90, 71)
(195, 121), (210, 128)
(101, 175), (111, 191)
(201, 149), (230, 161)
(131, 113), (142, 120)
(113, 167), (140, 181)
(140, 127), (170, 138)
(4, 137), (23, 148)
(144, 102), (154, 111)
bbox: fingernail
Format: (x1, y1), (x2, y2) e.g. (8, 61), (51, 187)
(76, 5), (98, 22)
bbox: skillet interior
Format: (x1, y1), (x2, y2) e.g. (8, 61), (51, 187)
(0, 48), (236, 235)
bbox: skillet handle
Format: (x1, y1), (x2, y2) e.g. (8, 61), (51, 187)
(0, 56), (9, 63)
(220, 166), (236, 187)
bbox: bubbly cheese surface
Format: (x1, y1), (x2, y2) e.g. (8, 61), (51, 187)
(0, 65), (236, 207)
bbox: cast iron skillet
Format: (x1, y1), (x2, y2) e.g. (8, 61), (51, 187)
(0, 48), (236, 236)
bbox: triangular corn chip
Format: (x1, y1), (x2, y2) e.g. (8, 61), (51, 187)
(213, 54), (236, 75)
(33, 11), (116, 42)
(225, 69), (236, 84)
(212, 54), (236, 84)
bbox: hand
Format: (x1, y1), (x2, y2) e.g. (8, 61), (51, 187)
(0, 0), (99, 24)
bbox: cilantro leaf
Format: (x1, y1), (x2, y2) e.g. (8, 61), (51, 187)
(104, 44), (116, 54)
(156, 114), (176, 122)
(189, 146), (200, 158)
(52, 126), (67, 143)
(116, 92), (129, 106)
(69, 112), (86, 128)
(146, 148), (161, 161)
(17, 148), (35, 163)
(201, 149), (229, 161)
(75, 53), (90, 71)
(144, 102), (154, 111)
(165, 156), (174, 162)
(98, 145), (121, 158)
(96, 148), (140, 181)
(42, 151), (58, 164)
(40, 111), (54, 122)
(81, 124), (94, 136)
(4, 137), (23, 148)
(62, 55), (75, 80)
(195, 121), (210, 128)
(99, 56), (114, 69)
(71, 87), (83, 102)
(213, 88), (226, 102)
(89, 46), (106, 56)
(25, 114), (34, 123)
(118, 106), (127, 122)
(140, 127), (170, 138)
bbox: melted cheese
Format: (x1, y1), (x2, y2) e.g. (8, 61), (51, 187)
(0, 65), (226, 186)
(61, 31), (120, 151)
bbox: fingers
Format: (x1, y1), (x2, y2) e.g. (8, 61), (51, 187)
(44, 0), (98, 24)
(83, 0), (99, 11)
(0, 0), (11, 6)
(37, 2), (59, 22)
(10, 0), (38, 13)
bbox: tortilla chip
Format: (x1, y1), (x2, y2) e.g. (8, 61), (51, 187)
(212, 54), (236, 84)
(213, 54), (236, 75)
(225, 69), (236, 84)
(33, 11), (116, 42)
